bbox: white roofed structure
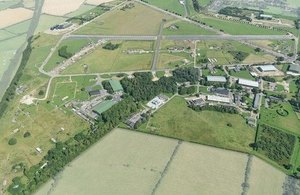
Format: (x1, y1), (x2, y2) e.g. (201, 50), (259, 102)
(238, 78), (259, 88)
(256, 65), (278, 72)
(207, 76), (226, 83)
(207, 95), (231, 103)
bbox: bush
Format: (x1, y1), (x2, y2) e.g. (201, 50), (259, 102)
(58, 46), (73, 59)
(23, 132), (31, 138)
(8, 138), (17, 145)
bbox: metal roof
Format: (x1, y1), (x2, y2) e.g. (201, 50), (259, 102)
(238, 78), (259, 88)
(93, 100), (116, 115)
(289, 64), (300, 73)
(207, 76), (226, 82)
(207, 95), (230, 103)
(256, 65), (278, 72)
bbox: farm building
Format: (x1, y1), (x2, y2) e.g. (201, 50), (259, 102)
(256, 65), (278, 72)
(88, 89), (107, 97)
(186, 97), (206, 107)
(92, 100), (117, 115)
(207, 76), (227, 83)
(109, 80), (123, 93)
(210, 88), (229, 97)
(253, 93), (262, 109)
(238, 78), (259, 88)
(126, 113), (142, 128)
(288, 64), (300, 74)
(259, 14), (272, 20)
(207, 95), (231, 104)
(147, 95), (168, 109)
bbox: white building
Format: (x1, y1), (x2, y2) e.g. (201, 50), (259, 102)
(238, 78), (259, 88)
(255, 65), (278, 72)
(207, 76), (227, 83)
(207, 95), (231, 104)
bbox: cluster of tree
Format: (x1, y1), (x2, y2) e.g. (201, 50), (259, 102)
(290, 78), (300, 112)
(102, 42), (120, 50)
(218, 7), (261, 21)
(253, 124), (295, 168)
(0, 37), (33, 118)
(172, 67), (199, 83)
(228, 51), (249, 62)
(58, 46), (73, 59)
(8, 97), (138, 194)
(189, 104), (239, 114)
(121, 72), (177, 101)
(192, 0), (202, 13)
(262, 76), (276, 82)
(178, 86), (197, 95)
(102, 80), (114, 94)
(294, 19), (300, 29)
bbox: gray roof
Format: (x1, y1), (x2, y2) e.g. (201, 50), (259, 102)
(289, 64), (300, 73)
(253, 94), (261, 109)
(207, 76), (226, 83)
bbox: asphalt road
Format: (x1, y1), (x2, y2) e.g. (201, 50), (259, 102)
(68, 34), (293, 41)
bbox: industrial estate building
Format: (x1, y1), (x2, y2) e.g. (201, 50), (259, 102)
(238, 78), (259, 88)
(206, 76), (227, 83)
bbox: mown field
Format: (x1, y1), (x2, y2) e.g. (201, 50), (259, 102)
(229, 69), (255, 80)
(260, 102), (300, 135)
(139, 96), (255, 152)
(44, 38), (97, 72)
(163, 20), (216, 35)
(196, 40), (274, 65)
(62, 41), (154, 74)
(145, 0), (185, 16)
(74, 3), (174, 35)
(196, 14), (287, 35)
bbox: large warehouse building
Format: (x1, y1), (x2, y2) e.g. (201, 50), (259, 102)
(238, 78), (259, 88)
(256, 65), (278, 72)
(207, 76), (227, 83)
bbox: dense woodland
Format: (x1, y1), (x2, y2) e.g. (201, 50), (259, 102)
(102, 80), (114, 94)
(8, 97), (138, 194)
(255, 124), (296, 168)
(189, 104), (239, 114)
(58, 46), (73, 59)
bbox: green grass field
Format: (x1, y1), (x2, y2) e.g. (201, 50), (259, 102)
(196, 40), (274, 65)
(196, 15), (286, 35)
(260, 102), (300, 135)
(139, 96), (255, 152)
(74, 3), (174, 35)
(34, 14), (66, 34)
(44, 38), (97, 72)
(230, 70), (255, 80)
(146, 0), (185, 16)
(52, 82), (77, 106)
(63, 41), (153, 74)
(3, 19), (31, 35)
(0, 33), (89, 186)
(163, 20), (216, 35)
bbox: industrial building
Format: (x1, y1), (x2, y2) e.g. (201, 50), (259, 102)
(109, 80), (123, 93)
(288, 64), (300, 75)
(256, 65), (278, 72)
(206, 76), (227, 83)
(207, 95), (231, 104)
(92, 100), (117, 115)
(253, 94), (262, 109)
(238, 78), (259, 88)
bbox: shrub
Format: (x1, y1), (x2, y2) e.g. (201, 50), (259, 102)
(8, 138), (17, 145)
(23, 132), (31, 138)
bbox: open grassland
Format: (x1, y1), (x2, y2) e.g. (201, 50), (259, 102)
(158, 40), (194, 69)
(0, 33), (91, 186)
(0, 30), (15, 41)
(163, 20), (216, 35)
(34, 14), (66, 34)
(145, 0), (185, 16)
(196, 15), (286, 35)
(197, 40), (274, 65)
(3, 19), (31, 35)
(36, 129), (179, 195)
(230, 70), (255, 80)
(65, 4), (95, 18)
(155, 142), (247, 195)
(139, 96), (255, 152)
(260, 102), (300, 135)
(86, 0), (118, 6)
(250, 40), (295, 55)
(0, 0), (20, 11)
(74, 3), (174, 35)
(63, 41), (153, 74)
(0, 8), (33, 28)
(44, 38), (97, 72)
(247, 157), (286, 194)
